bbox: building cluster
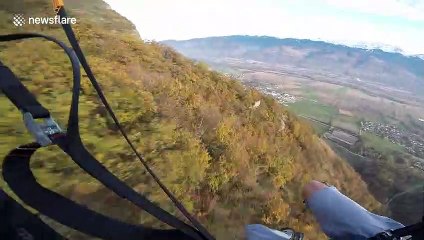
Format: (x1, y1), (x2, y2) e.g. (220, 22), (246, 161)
(223, 73), (245, 80)
(361, 121), (424, 158)
(325, 128), (359, 148)
(413, 161), (424, 171)
(254, 86), (298, 105)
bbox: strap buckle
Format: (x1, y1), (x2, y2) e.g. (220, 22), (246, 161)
(23, 112), (63, 146)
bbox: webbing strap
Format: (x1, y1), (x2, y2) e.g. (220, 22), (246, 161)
(0, 33), (208, 240)
(52, 136), (203, 240)
(0, 64), (49, 118)
(0, 33), (78, 119)
(58, 8), (215, 240)
(0, 188), (65, 240)
(2, 143), (193, 240)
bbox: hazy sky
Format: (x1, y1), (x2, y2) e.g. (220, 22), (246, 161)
(104, 0), (424, 55)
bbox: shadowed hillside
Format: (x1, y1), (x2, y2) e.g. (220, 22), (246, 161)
(1, 1), (381, 239)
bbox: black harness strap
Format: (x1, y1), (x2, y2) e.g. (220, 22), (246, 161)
(0, 66), (49, 118)
(52, 136), (203, 240)
(0, 188), (65, 240)
(58, 8), (215, 240)
(0, 33), (209, 240)
(58, 7), (215, 240)
(2, 143), (192, 240)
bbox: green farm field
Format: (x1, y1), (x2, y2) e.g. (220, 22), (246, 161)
(287, 100), (338, 124)
(360, 133), (405, 156)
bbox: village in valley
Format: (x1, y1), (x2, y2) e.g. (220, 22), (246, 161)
(246, 81), (424, 172)
(360, 121), (424, 159)
(256, 86), (298, 106)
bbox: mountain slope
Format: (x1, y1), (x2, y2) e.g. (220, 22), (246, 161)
(163, 35), (424, 96)
(0, 1), (380, 239)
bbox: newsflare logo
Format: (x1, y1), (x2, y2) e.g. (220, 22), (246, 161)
(12, 13), (77, 27)
(13, 14), (25, 27)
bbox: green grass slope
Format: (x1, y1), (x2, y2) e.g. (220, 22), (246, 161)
(0, 1), (380, 239)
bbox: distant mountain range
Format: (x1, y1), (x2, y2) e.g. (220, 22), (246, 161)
(162, 35), (424, 95)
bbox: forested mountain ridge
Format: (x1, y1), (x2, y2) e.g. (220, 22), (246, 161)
(0, 1), (380, 239)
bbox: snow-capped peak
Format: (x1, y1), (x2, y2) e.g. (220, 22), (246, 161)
(352, 42), (405, 54)
(324, 39), (423, 57)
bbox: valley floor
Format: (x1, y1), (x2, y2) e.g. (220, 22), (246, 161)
(211, 62), (424, 225)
